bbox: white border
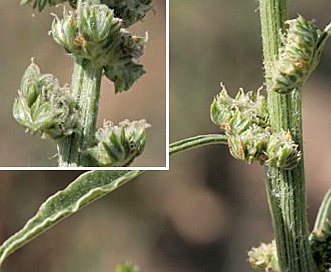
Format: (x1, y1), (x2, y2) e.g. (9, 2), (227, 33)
(2, 0), (169, 171)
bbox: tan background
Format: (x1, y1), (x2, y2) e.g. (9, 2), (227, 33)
(0, 0), (166, 167)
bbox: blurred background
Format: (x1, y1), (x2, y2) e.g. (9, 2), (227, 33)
(2, 0), (331, 271)
(0, 0), (166, 167)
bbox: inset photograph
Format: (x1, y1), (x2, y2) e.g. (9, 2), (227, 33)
(0, 0), (167, 168)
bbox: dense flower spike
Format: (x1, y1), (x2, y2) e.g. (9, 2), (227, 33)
(271, 15), (327, 94)
(86, 120), (150, 166)
(211, 85), (301, 169)
(51, 2), (147, 93)
(13, 61), (79, 139)
(310, 220), (331, 272)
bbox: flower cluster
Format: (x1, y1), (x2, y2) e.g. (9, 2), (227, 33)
(271, 15), (325, 94)
(86, 120), (150, 166)
(211, 84), (268, 132)
(248, 240), (279, 271)
(211, 85), (301, 169)
(52, 2), (147, 93)
(13, 61), (78, 139)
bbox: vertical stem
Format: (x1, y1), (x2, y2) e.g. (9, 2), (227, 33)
(259, 0), (316, 271)
(58, 59), (102, 167)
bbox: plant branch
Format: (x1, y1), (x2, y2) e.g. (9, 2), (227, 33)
(169, 134), (228, 157)
(58, 59), (102, 167)
(259, 0), (316, 271)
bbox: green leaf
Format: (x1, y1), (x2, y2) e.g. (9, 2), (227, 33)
(0, 170), (143, 267)
(0, 135), (228, 267)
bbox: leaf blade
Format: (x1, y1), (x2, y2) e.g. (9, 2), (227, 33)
(0, 170), (143, 267)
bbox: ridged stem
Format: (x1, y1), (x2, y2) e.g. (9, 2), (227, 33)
(58, 59), (102, 167)
(259, 0), (316, 271)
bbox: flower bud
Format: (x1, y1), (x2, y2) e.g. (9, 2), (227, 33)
(210, 84), (268, 132)
(266, 131), (301, 169)
(19, 60), (40, 107)
(228, 125), (270, 164)
(86, 119), (150, 166)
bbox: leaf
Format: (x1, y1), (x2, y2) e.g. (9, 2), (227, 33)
(0, 170), (143, 267)
(0, 135), (228, 267)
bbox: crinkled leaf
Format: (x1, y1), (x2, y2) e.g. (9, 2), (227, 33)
(0, 170), (143, 267)
(104, 61), (145, 93)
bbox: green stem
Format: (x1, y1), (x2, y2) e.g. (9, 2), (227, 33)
(169, 134), (228, 157)
(259, 0), (316, 271)
(58, 59), (102, 167)
(312, 187), (331, 234)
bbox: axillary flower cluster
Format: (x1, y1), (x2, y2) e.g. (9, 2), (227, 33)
(211, 15), (329, 170)
(211, 84), (301, 169)
(13, 0), (153, 167)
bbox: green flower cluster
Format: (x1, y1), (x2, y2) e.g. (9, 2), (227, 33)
(227, 124), (270, 165)
(211, 85), (301, 169)
(211, 84), (268, 132)
(52, 2), (147, 93)
(248, 240), (279, 272)
(271, 15), (326, 94)
(86, 119), (150, 166)
(266, 131), (301, 169)
(13, 61), (78, 139)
